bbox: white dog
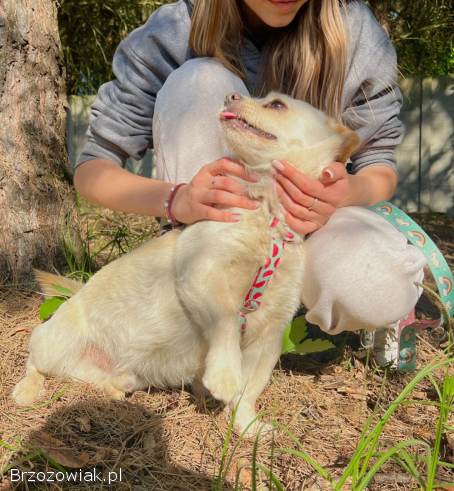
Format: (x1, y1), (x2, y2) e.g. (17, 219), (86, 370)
(13, 92), (359, 435)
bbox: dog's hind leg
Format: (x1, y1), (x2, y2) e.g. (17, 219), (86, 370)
(70, 362), (128, 400)
(12, 359), (46, 406)
(70, 347), (140, 399)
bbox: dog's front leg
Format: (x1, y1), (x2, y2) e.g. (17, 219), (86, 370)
(176, 267), (243, 404)
(175, 227), (256, 405)
(201, 313), (243, 405)
(229, 327), (284, 437)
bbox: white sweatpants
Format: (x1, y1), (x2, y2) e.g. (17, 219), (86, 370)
(152, 58), (426, 334)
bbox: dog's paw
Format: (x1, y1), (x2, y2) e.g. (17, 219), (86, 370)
(110, 373), (138, 394)
(102, 384), (126, 401)
(12, 377), (42, 406)
(202, 364), (242, 404)
(227, 403), (274, 439)
(238, 420), (275, 439)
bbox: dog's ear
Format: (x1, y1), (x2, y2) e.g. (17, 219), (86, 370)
(332, 123), (361, 163)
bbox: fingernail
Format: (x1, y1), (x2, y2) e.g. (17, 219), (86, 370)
(231, 213), (242, 222)
(323, 169), (334, 179)
(272, 160), (284, 171)
(271, 167), (277, 176)
(250, 172), (261, 181)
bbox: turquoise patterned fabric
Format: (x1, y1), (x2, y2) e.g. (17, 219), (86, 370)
(369, 201), (453, 371)
(369, 201), (454, 318)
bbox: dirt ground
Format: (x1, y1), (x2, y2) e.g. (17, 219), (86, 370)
(0, 210), (453, 490)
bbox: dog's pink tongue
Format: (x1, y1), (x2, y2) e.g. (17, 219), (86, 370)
(220, 111), (237, 120)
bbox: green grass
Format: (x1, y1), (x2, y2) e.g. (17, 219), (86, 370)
(214, 282), (453, 489)
(217, 355), (453, 490)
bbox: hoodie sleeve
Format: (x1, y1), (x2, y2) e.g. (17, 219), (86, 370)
(76, 0), (192, 168)
(342, 1), (404, 174)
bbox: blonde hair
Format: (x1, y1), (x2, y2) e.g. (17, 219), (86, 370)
(189, 0), (348, 119)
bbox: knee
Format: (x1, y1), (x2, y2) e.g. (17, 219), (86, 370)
(301, 207), (426, 333)
(157, 58), (248, 108)
(180, 58), (245, 90)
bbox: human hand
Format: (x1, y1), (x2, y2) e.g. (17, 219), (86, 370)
(273, 159), (353, 235)
(171, 158), (260, 224)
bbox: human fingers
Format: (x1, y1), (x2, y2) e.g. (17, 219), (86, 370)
(282, 208), (321, 236)
(194, 203), (243, 223)
(207, 158), (260, 183)
(319, 162), (348, 185)
(210, 175), (250, 196)
(275, 174), (336, 218)
(275, 182), (332, 226)
(202, 188), (260, 210)
(171, 184), (247, 224)
(272, 160), (325, 198)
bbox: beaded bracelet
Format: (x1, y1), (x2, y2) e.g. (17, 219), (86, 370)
(164, 183), (186, 227)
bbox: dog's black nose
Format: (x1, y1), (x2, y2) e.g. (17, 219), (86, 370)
(225, 92), (242, 105)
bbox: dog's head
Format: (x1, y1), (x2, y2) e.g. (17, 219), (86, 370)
(220, 92), (360, 178)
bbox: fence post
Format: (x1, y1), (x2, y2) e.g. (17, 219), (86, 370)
(66, 95), (154, 177)
(421, 76), (454, 214)
(394, 77), (422, 212)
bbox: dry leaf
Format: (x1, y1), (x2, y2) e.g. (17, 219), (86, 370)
(76, 416), (91, 432)
(143, 431), (158, 453)
(9, 326), (31, 336)
(31, 431), (90, 468)
(412, 391), (426, 399)
(231, 458), (252, 488)
(337, 386), (368, 400)
(373, 472), (412, 484)
(91, 448), (109, 464)
(446, 433), (454, 463)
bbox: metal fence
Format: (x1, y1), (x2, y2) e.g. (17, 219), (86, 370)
(67, 75), (454, 215)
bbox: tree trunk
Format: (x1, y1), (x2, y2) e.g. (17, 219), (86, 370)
(0, 0), (75, 284)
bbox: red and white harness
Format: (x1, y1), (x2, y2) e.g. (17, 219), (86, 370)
(239, 218), (295, 331)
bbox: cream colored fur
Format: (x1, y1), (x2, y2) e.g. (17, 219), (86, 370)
(12, 93), (358, 436)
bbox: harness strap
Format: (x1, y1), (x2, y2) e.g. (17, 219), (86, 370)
(368, 202), (453, 371)
(239, 219), (294, 331)
(369, 201), (454, 318)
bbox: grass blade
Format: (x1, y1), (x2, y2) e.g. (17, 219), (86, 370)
(335, 357), (451, 489)
(213, 404), (238, 490)
(426, 373), (454, 490)
(277, 447), (332, 483)
(251, 430), (259, 490)
(256, 463), (285, 491)
(0, 440), (17, 452)
(357, 438), (430, 489)
(392, 448), (425, 488)
(272, 420), (332, 483)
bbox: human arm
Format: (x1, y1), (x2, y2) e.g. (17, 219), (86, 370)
(273, 160), (397, 234)
(74, 158), (260, 224)
(73, 2), (259, 223)
(77, 1), (193, 167)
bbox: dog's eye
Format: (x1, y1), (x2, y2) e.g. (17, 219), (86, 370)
(264, 99), (287, 110)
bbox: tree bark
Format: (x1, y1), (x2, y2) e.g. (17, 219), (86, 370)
(0, 0), (75, 284)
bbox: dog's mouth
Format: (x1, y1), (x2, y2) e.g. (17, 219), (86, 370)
(220, 111), (277, 141)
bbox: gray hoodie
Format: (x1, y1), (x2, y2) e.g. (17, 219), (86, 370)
(78, 0), (403, 174)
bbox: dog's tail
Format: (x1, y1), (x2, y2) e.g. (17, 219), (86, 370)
(34, 269), (84, 297)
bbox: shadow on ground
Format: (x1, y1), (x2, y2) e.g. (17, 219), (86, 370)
(6, 399), (227, 490)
